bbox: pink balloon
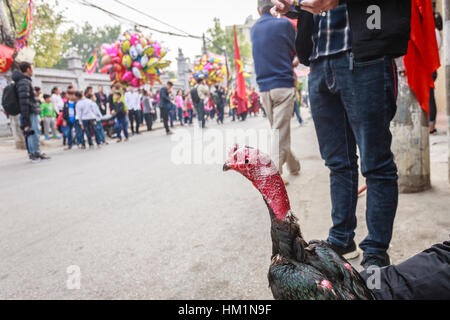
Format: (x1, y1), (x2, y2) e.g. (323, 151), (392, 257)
(122, 71), (133, 82)
(130, 77), (140, 87)
(130, 34), (140, 46)
(132, 61), (143, 69)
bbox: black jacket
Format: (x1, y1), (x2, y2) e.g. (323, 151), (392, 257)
(12, 70), (40, 128)
(291, 1), (411, 66)
(361, 241), (450, 300)
(159, 87), (171, 109)
(62, 100), (77, 122)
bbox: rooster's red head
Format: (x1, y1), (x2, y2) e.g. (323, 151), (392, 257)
(223, 145), (291, 221)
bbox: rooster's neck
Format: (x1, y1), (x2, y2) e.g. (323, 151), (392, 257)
(252, 171), (291, 221)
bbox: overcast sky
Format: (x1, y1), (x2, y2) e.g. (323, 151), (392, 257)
(58, 0), (259, 69)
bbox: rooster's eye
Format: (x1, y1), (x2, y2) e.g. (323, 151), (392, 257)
(245, 159), (249, 164)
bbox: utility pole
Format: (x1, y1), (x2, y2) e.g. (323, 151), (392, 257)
(391, 58), (431, 193)
(202, 33), (207, 55)
(444, 0), (450, 183)
(0, 1), (25, 149)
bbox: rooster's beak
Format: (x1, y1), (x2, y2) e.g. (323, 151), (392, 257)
(223, 163), (231, 172)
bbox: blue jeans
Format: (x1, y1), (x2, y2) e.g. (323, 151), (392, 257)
(66, 121), (75, 147)
(82, 120), (101, 146)
(115, 116), (129, 140)
(96, 121), (106, 143)
(196, 101), (205, 128)
(177, 108), (184, 125)
(293, 99), (303, 124)
(23, 113), (41, 156)
(308, 52), (399, 256)
(75, 122), (84, 146)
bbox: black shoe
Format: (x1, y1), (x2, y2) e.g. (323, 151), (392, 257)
(328, 240), (360, 260)
(39, 153), (51, 160)
(361, 253), (390, 269)
(30, 155), (41, 163)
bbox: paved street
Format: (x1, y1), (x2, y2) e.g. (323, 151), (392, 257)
(0, 115), (449, 299)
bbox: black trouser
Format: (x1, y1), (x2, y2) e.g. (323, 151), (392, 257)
(144, 113), (153, 131)
(429, 87), (437, 125)
(160, 107), (170, 133)
(128, 110), (140, 134)
(360, 241), (450, 300)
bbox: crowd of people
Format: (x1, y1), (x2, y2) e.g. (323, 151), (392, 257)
(12, 61), (308, 164)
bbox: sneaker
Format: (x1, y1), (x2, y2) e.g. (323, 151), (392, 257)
(328, 240), (360, 260)
(116, 139), (122, 143)
(30, 155), (41, 163)
(166, 131), (174, 135)
(361, 253), (391, 270)
(64, 146), (72, 151)
(39, 153), (51, 160)
(45, 136), (50, 141)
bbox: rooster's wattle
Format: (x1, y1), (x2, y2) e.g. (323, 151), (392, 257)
(223, 145), (375, 300)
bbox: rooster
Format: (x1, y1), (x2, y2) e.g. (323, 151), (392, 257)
(223, 145), (375, 300)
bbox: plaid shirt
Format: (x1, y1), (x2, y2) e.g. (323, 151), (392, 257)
(291, 4), (352, 61)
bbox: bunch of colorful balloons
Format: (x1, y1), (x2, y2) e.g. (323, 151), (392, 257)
(100, 32), (171, 87)
(190, 54), (227, 87)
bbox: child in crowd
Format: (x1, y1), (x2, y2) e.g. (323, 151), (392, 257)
(88, 94), (107, 145)
(40, 94), (60, 140)
(111, 92), (129, 143)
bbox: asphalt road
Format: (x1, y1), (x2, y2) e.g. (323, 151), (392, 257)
(0, 115), (448, 299)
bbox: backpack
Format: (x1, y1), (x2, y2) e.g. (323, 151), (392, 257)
(2, 83), (20, 116)
(190, 87), (200, 105)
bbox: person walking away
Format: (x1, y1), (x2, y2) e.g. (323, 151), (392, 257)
(40, 94), (60, 140)
(75, 91), (99, 149)
(142, 90), (154, 131)
(215, 86), (226, 124)
(111, 92), (129, 142)
(169, 93), (176, 128)
(159, 81), (174, 135)
(186, 94), (194, 125)
(196, 77), (209, 129)
(230, 90), (238, 121)
(250, 88), (260, 116)
(175, 90), (185, 126)
(95, 85), (108, 116)
(430, 11), (442, 134)
(124, 87), (141, 135)
(51, 87), (64, 115)
(62, 90), (79, 150)
(13, 62), (50, 162)
(88, 93), (106, 145)
(251, 0), (301, 184)
(272, 0), (411, 268)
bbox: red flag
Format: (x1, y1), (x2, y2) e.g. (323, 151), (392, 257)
(234, 26), (248, 115)
(404, 0), (440, 114)
(0, 45), (15, 73)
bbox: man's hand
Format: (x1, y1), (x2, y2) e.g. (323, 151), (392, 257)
(271, 0), (295, 17)
(301, 0), (339, 15)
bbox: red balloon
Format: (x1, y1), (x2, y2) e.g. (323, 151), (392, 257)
(100, 65), (112, 74)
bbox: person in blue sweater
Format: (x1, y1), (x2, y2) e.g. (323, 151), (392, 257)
(251, 0), (301, 185)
